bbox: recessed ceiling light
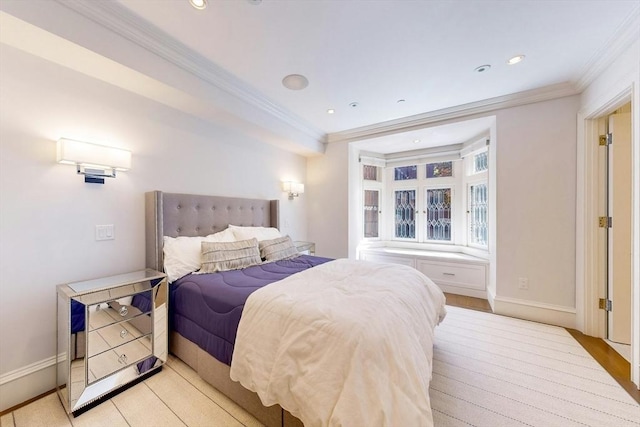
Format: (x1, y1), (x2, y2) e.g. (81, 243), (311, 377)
(474, 64), (491, 73)
(349, 102), (359, 108)
(327, 109), (335, 114)
(282, 74), (309, 90)
(413, 139), (421, 143)
(507, 55), (525, 65)
(189, 0), (207, 10)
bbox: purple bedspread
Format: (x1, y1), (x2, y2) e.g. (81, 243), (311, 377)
(170, 255), (332, 366)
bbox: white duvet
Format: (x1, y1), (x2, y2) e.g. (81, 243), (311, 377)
(230, 259), (447, 427)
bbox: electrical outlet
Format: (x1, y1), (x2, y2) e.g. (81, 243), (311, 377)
(518, 277), (529, 290)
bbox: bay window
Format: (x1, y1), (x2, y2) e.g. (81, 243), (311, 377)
(425, 187), (452, 241)
(364, 189), (380, 238)
(361, 143), (489, 251)
(394, 189), (416, 239)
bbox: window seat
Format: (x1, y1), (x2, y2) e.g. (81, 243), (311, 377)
(358, 247), (489, 299)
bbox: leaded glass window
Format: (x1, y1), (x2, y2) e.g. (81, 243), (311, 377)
(364, 190), (379, 238)
(394, 190), (416, 239)
(363, 165), (378, 181)
(425, 188), (452, 241)
(469, 183), (488, 246)
(474, 151), (488, 173)
(426, 162), (453, 178)
(394, 165), (417, 181)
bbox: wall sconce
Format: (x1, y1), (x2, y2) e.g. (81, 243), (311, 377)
(282, 181), (304, 200)
(57, 138), (131, 184)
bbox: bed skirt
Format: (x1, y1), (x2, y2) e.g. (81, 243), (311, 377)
(170, 331), (303, 427)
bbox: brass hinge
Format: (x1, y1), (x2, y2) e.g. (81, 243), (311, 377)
(598, 216), (612, 228)
(599, 298), (612, 311)
(599, 133), (612, 146)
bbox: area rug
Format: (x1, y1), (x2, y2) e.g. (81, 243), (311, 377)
(430, 305), (639, 426)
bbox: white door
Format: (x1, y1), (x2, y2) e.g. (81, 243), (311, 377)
(607, 111), (632, 344)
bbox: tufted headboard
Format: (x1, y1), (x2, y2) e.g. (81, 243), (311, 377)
(145, 191), (279, 272)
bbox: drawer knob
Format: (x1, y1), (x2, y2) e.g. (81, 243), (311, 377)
(118, 354), (128, 365)
(443, 272), (456, 276)
(120, 329), (128, 339)
(119, 306), (128, 317)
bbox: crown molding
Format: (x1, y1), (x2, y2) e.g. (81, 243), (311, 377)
(56, 0), (325, 143)
(51, 0), (631, 149)
(575, 5), (640, 92)
(328, 82), (578, 144)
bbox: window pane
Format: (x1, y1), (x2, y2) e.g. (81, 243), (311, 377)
(426, 162), (453, 178)
(394, 190), (416, 239)
(364, 190), (379, 238)
(363, 165), (378, 181)
(425, 188), (452, 241)
(469, 183), (488, 246)
(394, 165), (417, 181)
(474, 152), (488, 173)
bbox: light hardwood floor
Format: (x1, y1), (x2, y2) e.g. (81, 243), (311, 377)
(0, 354), (262, 427)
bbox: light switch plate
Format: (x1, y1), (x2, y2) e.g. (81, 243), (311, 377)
(96, 224), (114, 241)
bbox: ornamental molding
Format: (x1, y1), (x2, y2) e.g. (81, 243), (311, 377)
(56, 0), (325, 143)
(575, 5), (640, 92)
(327, 82), (579, 144)
(54, 0), (639, 150)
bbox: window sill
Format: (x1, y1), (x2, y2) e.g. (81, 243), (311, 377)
(358, 246), (488, 265)
(359, 241), (489, 262)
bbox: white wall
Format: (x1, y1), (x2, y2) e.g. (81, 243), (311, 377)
(494, 96), (579, 309)
(0, 45), (308, 409)
(307, 141), (349, 258)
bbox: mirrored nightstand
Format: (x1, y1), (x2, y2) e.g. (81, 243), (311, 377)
(56, 269), (167, 416)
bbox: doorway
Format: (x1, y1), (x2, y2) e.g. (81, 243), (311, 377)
(600, 103), (632, 360)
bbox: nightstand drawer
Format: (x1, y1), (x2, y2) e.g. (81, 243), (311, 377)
(88, 316), (152, 357)
(417, 260), (486, 290)
(88, 335), (152, 382)
(88, 295), (150, 331)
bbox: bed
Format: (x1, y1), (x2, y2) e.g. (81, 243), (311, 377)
(144, 191), (446, 427)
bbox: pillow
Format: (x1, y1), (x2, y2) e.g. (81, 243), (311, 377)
(208, 227), (236, 242)
(259, 235), (299, 262)
(228, 225), (282, 242)
(197, 238), (262, 273)
(162, 228), (237, 282)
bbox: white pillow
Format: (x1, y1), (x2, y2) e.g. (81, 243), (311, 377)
(228, 225), (281, 242)
(163, 228), (236, 282)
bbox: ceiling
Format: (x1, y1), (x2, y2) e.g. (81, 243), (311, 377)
(1, 0), (637, 155)
(112, 0), (639, 152)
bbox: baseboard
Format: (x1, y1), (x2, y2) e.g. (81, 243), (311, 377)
(0, 354), (62, 412)
(492, 295), (576, 329)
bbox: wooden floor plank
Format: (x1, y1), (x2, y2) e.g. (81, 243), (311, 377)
(567, 328), (640, 404)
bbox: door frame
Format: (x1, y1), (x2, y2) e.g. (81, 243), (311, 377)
(577, 84), (639, 387)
